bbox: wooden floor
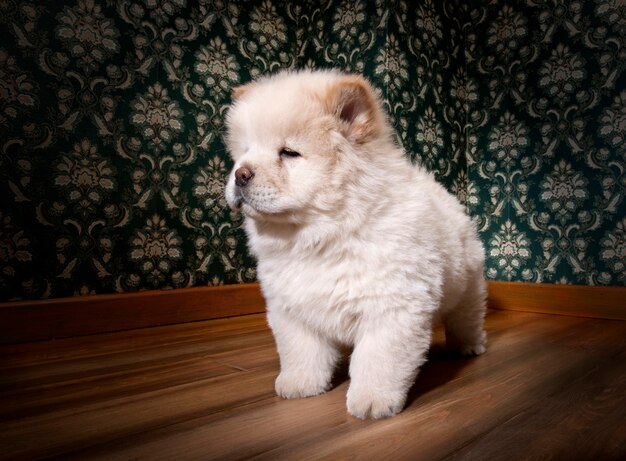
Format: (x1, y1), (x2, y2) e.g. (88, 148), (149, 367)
(1, 310), (625, 461)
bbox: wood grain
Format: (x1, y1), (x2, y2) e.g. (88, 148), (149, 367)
(1, 281), (625, 344)
(0, 310), (624, 461)
(0, 283), (265, 344)
(488, 281), (626, 320)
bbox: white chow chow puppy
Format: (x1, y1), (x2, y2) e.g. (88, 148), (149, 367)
(224, 70), (487, 419)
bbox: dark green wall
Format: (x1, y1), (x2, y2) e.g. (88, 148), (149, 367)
(0, 0), (623, 301)
(466, 1), (625, 284)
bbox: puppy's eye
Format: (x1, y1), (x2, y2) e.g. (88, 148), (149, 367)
(279, 147), (301, 159)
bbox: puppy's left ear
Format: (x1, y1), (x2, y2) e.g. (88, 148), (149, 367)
(324, 75), (385, 143)
(232, 83), (254, 101)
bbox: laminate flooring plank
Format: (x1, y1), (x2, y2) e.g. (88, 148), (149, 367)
(248, 318), (624, 461)
(0, 357), (239, 420)
(0, 318), (274, 387)
(65, 384), (353, 461)
(442, 350), (626, 461)
(1, 323), (276, 421)
(54, 311), (544, 460)
(1, 311), (624, 461)
(86, 344), (567, 459)
(0, 314), (269, 369)
(60, 313), (595, 461)
(0, 365), (276, 460)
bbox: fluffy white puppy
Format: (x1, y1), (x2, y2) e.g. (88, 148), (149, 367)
(225, 70), (486, 419)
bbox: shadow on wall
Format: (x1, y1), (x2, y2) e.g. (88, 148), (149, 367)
(0, 0), (624, 301)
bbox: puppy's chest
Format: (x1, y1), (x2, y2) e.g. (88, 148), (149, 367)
(259, 249), (371, 304)
(257, 246), (401, 341)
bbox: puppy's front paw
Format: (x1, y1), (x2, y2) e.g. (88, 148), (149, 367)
(346, 384), (406, 419)
(275, 372), (330, 399)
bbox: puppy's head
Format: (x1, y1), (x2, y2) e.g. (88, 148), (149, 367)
(224, 70), (388, 223)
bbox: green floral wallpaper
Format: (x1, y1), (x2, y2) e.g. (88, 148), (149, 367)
(465, 0), (625, 285)
(0, 0), (623, 301)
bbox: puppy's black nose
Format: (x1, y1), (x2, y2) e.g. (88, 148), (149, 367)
(235, 166), (254, 187)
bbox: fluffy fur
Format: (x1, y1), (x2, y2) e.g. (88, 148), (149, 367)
(224, 70), (487, 419)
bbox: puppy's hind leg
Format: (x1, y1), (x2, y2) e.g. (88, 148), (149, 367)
(268, 310), (340, 399)
(444, 271), (487, 356)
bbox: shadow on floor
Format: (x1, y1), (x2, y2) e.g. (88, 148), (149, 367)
(327, 342), (477, 408)
(405, 344), (476, 407)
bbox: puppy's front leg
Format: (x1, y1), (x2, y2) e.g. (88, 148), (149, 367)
(347, 310), (432, 419)
(268, 310), (340, 399)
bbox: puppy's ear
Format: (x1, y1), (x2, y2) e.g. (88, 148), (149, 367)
(324, 75), (384, 143)
(232, 83), (253, 100)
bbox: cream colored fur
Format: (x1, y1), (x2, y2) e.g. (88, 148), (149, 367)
(224, 70), (486, 419)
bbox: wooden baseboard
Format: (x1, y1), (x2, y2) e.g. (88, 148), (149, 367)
(487, 281), (626, 321)
(1, 281), (624, 344)
(0, 284), (265, 344)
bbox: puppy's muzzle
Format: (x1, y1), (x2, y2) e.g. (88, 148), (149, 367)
(235, 166), (254, 187)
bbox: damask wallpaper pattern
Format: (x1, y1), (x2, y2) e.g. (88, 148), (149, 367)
(466, 0), (625, 285)
(0, 0), (623, 301)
